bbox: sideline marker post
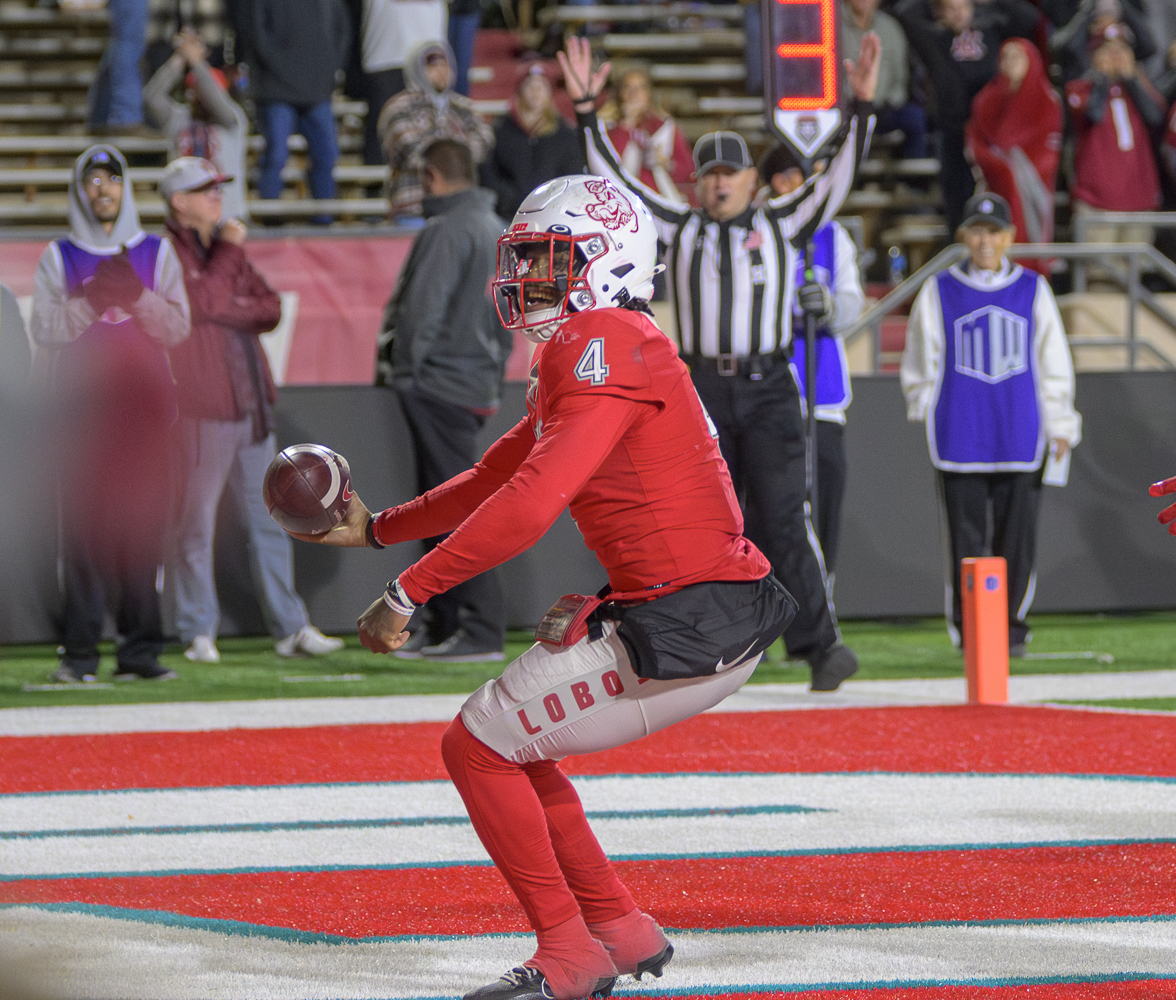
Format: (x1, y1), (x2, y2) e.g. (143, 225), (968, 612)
(961, 557), (1009, 704)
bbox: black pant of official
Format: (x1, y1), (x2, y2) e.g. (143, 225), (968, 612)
(397, 386), (505, 651)
(59, 522), (165, 676)
(692, 360), (838, 658)
(814, 420), (847, 577)
(939, 470), (1042, 647)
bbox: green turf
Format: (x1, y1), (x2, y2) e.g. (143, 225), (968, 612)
(1054, 698), (1176, 712)
(0, 611), (1173, 709)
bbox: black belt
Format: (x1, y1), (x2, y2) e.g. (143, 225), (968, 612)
(691, 348), (790, 379)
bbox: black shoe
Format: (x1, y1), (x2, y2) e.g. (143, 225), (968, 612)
(1009, 642), (1027, 658)
(113, 662), (178, 682)
(392, 629), (435, 660)
(421, 630), (505, 663)
(634, 942), (674, 981)
(463, 966), (614, 1000)
(808, 644), (858, 692)
(51, 661), (97, 683)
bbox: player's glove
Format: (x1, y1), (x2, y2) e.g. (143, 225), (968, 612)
(93, 255), (144, 312)
(798, 281), (833, 326)
(1149, 476), (1176, 535)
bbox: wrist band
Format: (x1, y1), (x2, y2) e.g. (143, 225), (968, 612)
(366, 513), (386, 549)
(383, 578), (416, 616)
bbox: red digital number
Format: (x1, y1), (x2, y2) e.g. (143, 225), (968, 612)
(772, 0), (838, 112)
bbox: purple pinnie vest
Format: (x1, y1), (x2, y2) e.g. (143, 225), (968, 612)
(929, 264), (1043, 471)
(790, 223), (851, 417)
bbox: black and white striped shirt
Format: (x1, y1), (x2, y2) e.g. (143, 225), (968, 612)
(578, 108), (873, 358)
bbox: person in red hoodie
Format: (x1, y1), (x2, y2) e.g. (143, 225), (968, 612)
(1065, 21), (1168, 247)
(967, 38), (1062, 276)
(162, 156), (344, 665)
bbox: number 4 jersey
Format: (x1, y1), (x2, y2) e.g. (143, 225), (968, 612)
(899, 261), (1081, 473)
(375, 307), (770, 604)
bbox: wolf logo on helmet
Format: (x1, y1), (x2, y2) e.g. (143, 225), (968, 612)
(583, 177), (639, 232)
(493, 175), (663, 343)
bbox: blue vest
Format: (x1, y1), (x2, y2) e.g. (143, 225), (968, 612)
(790, 222), (851, 418)
(930, 264), (1043, 471)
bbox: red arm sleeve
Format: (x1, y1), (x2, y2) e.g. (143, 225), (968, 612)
(397, 393), (649, 605)
(372, 415), (536, 545)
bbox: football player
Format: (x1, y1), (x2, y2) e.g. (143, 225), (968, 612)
(289, 175), (794, 999)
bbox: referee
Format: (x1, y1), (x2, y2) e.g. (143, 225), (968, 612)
(559, 36), (880, 691)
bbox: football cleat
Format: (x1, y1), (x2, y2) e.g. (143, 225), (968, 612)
(462, 965), (615, 1000)
(634, 942), (674, 982)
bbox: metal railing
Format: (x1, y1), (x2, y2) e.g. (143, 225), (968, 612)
(1070, 211), (1176, 293)
(842, 243), (1176, 372)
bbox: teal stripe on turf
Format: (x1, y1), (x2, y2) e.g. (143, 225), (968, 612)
(0, 803), (828, 840)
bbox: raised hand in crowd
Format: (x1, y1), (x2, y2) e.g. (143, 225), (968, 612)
(845, 30), (882, 103)
(174, 27), (208, 69)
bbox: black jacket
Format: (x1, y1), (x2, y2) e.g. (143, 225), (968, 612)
(480, 115), (585, 223)
(377, 186), (513, 411)
(244, 0), (351, 105)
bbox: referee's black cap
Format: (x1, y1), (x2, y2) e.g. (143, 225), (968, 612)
(960, 192), (1013, 230)
(693, 131), (753, 176)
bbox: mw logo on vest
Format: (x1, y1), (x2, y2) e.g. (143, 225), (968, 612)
(953, 306), (1029, 384)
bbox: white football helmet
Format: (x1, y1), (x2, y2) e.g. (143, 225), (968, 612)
(493, 175), (662, 343)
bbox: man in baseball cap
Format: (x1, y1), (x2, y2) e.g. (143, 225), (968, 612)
(689, 130), (757, 223)
(162, 154), (346, 665)
(159, 156), (233, 202)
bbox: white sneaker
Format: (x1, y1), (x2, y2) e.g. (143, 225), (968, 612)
(184, 635), (220, 663)
(276, 624), (345, 657)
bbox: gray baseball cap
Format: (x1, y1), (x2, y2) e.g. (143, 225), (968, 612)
(693, 131), (753, 176)
(160, 156), (233, 199)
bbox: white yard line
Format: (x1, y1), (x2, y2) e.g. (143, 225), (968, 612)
(3, 773), (1174, 878)
(2, 670), (1175, 737)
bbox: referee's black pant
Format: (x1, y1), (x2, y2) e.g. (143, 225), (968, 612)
(814, 420), (847, 577)
(692, 360), (839, 658)
(939, 470), (1042, 647)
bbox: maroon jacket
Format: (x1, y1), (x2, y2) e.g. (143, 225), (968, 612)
(165, 218), (281, 428)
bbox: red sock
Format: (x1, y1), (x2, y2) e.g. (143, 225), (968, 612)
(586, 910), (670, 976)
(441, 717), (618, 997)
(524, 759), (636, 925)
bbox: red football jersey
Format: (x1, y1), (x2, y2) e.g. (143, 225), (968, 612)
(375, 308), (769, 604)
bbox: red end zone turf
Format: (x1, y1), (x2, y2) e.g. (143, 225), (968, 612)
(5, 844), (1176, 937)
(2, 706), (1175, 793)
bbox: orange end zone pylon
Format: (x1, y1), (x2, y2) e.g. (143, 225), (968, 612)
(961, 557), (1009, 705)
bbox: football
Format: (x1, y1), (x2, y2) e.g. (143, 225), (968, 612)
(263, 444), (353, 535)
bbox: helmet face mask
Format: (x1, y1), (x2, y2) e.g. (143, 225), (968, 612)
(493, 175), (660, 343)
(495, 230), (607, 335)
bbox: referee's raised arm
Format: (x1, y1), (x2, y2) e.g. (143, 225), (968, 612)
(560, 37), (691, 245)
(766, 32), (882, 248)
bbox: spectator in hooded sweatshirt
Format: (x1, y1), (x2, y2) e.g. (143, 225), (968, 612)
(967, 38), (1063, 275)
(480, 63), (584, 225)
(241, 0), (351, 213)
(30, 145), (190, 683)
(1065, 21), (1168, 246)
(378, 40), (494, 221)
(143, 27), (251, 221)
(1049, 0), (1156, 84)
